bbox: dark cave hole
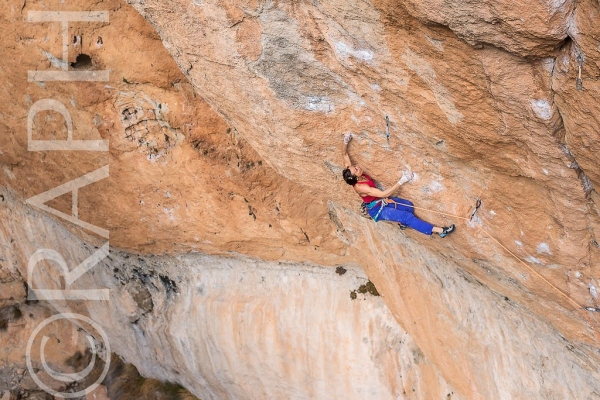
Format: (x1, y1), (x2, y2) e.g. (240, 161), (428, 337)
(70, 53), (93, 69)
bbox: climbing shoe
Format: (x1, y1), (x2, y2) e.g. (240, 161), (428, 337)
(438, 224), (455, 238)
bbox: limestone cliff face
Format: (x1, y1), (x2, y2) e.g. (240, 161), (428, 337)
(0, 0), (347, 263)
(1, 2), (455, 395)
(1, 192), (457, 399)
(119, 0), (600, 397)
(2, 0), (600, 398)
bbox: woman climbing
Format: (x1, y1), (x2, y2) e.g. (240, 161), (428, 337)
(342, 132), (455, 238)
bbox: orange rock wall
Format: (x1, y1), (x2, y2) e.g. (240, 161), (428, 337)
(0, 0), (348, 262)
(122, 0), (600, 397)
(1, 0), (454, 397)
(2, 0), (600, 398)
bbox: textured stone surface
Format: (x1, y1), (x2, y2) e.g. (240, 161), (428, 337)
(2, 0), (600, 398)
(0, 0), (348, 263)
(330, 202), (600, 398)
(0, 302), (97, 398)
(0, 192), (458, 399)
(120, 0), (600, 397)
(400, 0), (575, 57)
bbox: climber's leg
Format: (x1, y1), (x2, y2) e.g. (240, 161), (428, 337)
(388, 197), (415, 214)
(378, 206), (434, 235)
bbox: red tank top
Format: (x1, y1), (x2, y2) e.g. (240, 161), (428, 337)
(355, 174), (381, 203)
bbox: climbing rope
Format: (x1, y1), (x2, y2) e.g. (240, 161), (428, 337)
(400, 199), (600, 345)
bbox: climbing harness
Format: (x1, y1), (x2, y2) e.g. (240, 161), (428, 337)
(365, 199), (387, 222)
(469, 198), (482, 221)
(359, 200), (410, 229)
(392, 199), (600, 345)
(576, 54), (584, 91)
(385, 115), (390, 144)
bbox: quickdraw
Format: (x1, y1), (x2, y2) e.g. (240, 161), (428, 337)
(385, 115), (390, 144)
(576, 54), (584, 91)
(469, 198), (482, 221)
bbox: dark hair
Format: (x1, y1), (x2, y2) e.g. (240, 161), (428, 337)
(342, 167), (358, 185)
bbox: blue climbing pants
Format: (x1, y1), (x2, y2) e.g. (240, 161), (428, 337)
(367, 197), (434, 235)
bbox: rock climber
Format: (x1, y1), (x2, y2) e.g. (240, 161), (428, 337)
(342, 132), (455, 238)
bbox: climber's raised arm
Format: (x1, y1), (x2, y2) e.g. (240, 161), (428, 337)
(342, 132), (353, 168)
